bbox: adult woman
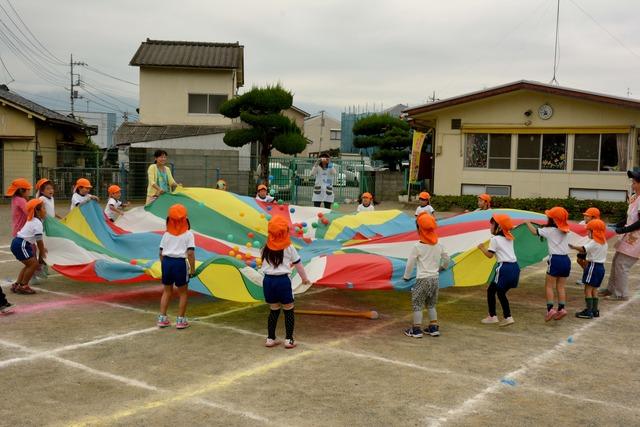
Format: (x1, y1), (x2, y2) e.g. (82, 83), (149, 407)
(310, 152), (337, 209)
(600, 170), (640, 301)
(146, 150), (178, 205)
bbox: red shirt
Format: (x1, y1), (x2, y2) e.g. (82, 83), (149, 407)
(11, 196), (28, 237)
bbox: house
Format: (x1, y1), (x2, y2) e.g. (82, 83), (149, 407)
(58, 111), (117, 149)
(303, 111), (340, 157)
(0, 84), (97, 195)
(271, 105), (310, 158)
(404, 80), (640, 201)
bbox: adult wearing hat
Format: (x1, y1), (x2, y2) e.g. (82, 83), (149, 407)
(600, 170), (640, 300)
(310, 152), (337, 209)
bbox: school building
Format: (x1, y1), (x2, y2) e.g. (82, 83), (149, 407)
(404, 80), (640, 201)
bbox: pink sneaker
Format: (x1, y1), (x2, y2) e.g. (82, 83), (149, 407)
(157, 314), (170, 328)
(284, 339), (297, 349)
(265, 338), (281, 348)
(545, 308), (557, 322)
(553, 308), (567, 320)
(175, 316), (190, 329)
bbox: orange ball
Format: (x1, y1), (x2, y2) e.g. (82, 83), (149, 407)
(228, 250), (235, 257)
(235, 254), (243, 260)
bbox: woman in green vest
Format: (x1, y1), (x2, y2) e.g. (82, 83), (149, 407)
(146, 150), (178, 205)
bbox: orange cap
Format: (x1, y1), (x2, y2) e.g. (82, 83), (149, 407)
(586, 219), (606, 244)
(417, 212), (438, 244)
(419, 191), (430, 200)
(5, 178), (32, 196)
(166, 204), (189, 236)
(582, 207), (600, 219)
(108, 185), (121, 194)
(362, 192), (373, 200)
(478, 193), (492, 204)
(267, 215), (291, 250)
(26, 198), (44, 220)
(35, 178), (52, 191)
(257, 184), (268, 191)
(492, 213), (514, 240)
(545, 206), (570, 232)
(75, 178), (92, 188)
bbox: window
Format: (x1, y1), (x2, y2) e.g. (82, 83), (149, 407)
(188, 94), (228, 114)
(517, 134), (566, 170)
(330, 129), (341, 141)
(573, 133), (628, 172)
(569, 188), (627, 202)
(464, 134), (511, 169)
(461, 183), (511, 197)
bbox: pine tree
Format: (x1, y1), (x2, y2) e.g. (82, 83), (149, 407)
(352, 114), (411, 171)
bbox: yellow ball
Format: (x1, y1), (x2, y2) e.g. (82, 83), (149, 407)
(246, 242), (253, 248)
(228, 250), (235, 257)
(233, 246), (240, 252)
(235, 254), (243, 260)
(239, 212), (245, 217)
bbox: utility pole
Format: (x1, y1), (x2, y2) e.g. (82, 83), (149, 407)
(318, 110), (325, 154)
(70, 54), (86, 116)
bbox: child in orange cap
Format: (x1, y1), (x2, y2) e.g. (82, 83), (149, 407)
(402, 213), (450, 338)
(478, 214), (519, 326)
(570, 219), (608, 319)
(104, 185), (126, 222)
(261, 215), (311, 348)
(255, 184), (274, 203)
(357, 192), (375, 212)
(476, 193), (492, 211)
(575, 207), (601, 284)
(70, 178), (98, 211)
(215, 179), (228, 191)
(36, 178), (62, 220)
(526, 207), (571, 321)
(158, 204), (196, 329)
(10, 199), (47, 295)
(6, 178), (32, 237)
(415, 191), (435, 218)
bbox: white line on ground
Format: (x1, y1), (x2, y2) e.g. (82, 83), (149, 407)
(433, 292), (639, 426)
(0, 245), (8, 249)
(519, 385), (640, 414)
(0, 259), (15, 264)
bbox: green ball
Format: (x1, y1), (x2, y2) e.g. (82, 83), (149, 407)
(311, 222), (318, 228)
(269, 189), (276, 196)
(277, 199), (284, 205)
(227, 234), (234, 241)
(333, 202), (339, 209)
(253, 240), (261, 247)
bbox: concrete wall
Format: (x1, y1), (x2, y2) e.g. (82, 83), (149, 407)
(374, 171), (404, 201)
(412, 90), (640, 198)
(0, 104), (35, 137)
(139, 67), (235, 126)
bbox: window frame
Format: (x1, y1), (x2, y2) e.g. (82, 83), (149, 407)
(516, 133), (567, 171)
(573, 133), (629, 173)
(461, 183), (512, 197)
(330, 129), (341, 141)
(187, 93), (229, 115)
(569, 187), (628, 202)
(464, 133), (511, 170)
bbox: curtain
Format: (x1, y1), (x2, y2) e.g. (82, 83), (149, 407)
(616, 133), (628, 171)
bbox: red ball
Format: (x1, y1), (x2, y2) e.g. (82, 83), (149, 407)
(322, 218), (329, 225)
(317, 212), (324, 218)
(130, 259), (137, 265)
(247, 232), (255, 239)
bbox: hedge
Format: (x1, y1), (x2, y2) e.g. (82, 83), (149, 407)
(426, 195), (628, 221)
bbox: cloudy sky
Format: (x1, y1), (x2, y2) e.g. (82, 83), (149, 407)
(1, 0), (639, 120)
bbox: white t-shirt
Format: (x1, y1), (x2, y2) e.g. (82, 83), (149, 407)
(70, 193), (92, 210)
(261, 245), (301, 275)
(39, 195), (55, 218)
(488, 235), (517, 263)
(104, 198), (122, 221)
(159, 231), (195, 258)
(17, 218), (44, 244)
(255, 195), (274, 203)
(403, 242), (450, 279)
(584, 240), (608, 263)
(537, 227), (569, 255)
(357, 203), (375, 212)
(415, 205), (435, 217)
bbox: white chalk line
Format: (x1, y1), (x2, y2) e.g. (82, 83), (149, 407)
(432, 291), (640, 426)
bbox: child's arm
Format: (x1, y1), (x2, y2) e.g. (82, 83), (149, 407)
(525, 221), (539, 236)
(403, 247), (418, 280)
(294, 262), (310, 285)
(477, 242), (495, 259)
(108, 205), (125, 216)
(187, 249), (196, 276)
(569, 244), (586, 253)
(36, 239), (47, 262)
(439, 251), (451, 271)
(159, 248), (163, 262)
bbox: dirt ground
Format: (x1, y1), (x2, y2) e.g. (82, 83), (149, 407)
(0, 202), (638, 427)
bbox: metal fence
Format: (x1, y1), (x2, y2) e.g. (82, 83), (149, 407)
(1, 147), (377, 205)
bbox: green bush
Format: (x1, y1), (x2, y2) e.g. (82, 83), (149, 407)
(427, 195), (628, 222)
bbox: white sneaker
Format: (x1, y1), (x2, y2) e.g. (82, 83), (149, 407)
(284, 339), (296, 349)
(481, 315), (499, 324)
(265, 338), (281, 348)
(499, 317), (515, 327)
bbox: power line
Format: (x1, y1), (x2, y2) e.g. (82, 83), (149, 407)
(81, 80), (137, 110)
(0, 51), (14, 83)
(5, 0), (64, 65)
(550, 0), (560, 85)
(84, 65), (138, 86)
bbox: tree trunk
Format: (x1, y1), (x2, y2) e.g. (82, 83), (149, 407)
(259, 141), (271, 184)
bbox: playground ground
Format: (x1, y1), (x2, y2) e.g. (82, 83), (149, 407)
(0, 202), (638, 426)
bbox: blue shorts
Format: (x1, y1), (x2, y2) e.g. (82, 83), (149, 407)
(547, 254), (571, 278)
(494, 262), (520, 290)
(161, 256), (189, 287)
(582, 262), (605, 287)
(263, 274), (294, 304)
(11, 237), (34, 261)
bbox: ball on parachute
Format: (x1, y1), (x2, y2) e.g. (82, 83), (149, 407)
(253, 240), (261, 247)
(227, 234), (234, 241)
(247, 232), (255, 239)
(333, 202), (340, 209)
(289, 207), (295, 213)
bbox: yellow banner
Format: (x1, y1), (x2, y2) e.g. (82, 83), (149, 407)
(409, 131), (426, 183)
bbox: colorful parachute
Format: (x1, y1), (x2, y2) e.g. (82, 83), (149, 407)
(43, 188), (613, 302)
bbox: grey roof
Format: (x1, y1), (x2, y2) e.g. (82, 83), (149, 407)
(115, 122), (243, 145)
(129, 39), (244, 87)
(0, 85), (96, 133)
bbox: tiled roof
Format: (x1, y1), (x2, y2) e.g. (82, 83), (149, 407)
(129, 39), (244, 86)
(0, 85), (96, 133)
(115, 122), (243, 145)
